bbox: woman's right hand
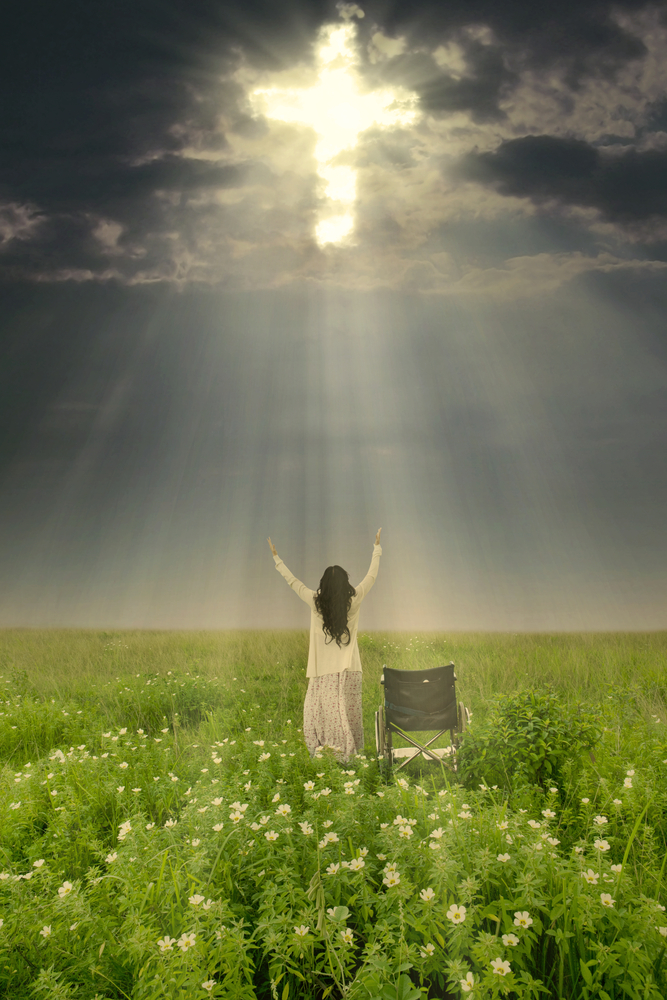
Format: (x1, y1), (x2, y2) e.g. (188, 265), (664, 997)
(375, 527), (382, 545)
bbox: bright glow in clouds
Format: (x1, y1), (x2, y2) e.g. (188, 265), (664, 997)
(249, 6), (418, 246)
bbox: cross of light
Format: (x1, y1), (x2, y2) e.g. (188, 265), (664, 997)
(248, 9), (418, 246)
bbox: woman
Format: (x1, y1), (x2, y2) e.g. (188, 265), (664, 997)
(267, 528), (382, 762)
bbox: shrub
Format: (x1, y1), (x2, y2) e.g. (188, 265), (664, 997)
(455, 687), (603, 796)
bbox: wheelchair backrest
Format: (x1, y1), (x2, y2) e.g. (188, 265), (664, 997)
(381, 662), (458, 732)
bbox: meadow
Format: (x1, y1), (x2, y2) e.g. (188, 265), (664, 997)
(0, 628), (666, 1000)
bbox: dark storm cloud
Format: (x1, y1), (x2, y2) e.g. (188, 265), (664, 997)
(447, 135), (667, 223)
(357, 0), (652, 48)
(355, 0), (651, 92)
(0, 0), (664, 283)
(2, 0), (317, 279)
(0, 153), (270, 285)
(363, 43), (520, 124)
(5, 151), (255, 216)
(415, 44), (520, 123)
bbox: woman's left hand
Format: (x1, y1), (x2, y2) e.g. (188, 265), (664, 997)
(267, 537), (277, 556)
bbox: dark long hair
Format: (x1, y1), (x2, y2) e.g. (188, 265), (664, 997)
(313, 565), (356, 648)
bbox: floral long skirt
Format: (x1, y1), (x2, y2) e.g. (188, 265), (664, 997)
(303, 669), (364, 762)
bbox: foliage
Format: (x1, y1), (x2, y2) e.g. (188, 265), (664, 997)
(455, 687), (603, 797)
(0, 632), (665, 999)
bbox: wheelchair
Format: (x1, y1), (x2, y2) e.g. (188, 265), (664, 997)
(374, 662), (470, 772)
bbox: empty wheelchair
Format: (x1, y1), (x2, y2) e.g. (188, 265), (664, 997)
(375, 662), (470, 772)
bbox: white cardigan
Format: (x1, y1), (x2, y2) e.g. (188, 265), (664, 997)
(273, 544), (382, 678)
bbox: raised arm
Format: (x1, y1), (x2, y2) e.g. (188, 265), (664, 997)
(354, 528), (382, 602)
(269, 538), (314, 607)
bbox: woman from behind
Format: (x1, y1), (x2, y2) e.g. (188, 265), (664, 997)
(268, 528), (383, 762)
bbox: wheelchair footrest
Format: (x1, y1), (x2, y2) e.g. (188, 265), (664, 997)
(391, 747), (455, 759)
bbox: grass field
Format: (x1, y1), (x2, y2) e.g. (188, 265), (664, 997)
(0, 628), (666, 999)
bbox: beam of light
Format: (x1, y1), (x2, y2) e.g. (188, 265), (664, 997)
(248, 9), (418, 246)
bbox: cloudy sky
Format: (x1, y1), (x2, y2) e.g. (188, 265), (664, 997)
(1, 0), (666, 631)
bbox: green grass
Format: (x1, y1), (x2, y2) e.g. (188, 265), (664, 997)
(1, 628), (665, 761)
(2, 627), (666, 723)
(0, 628), (665, 999)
